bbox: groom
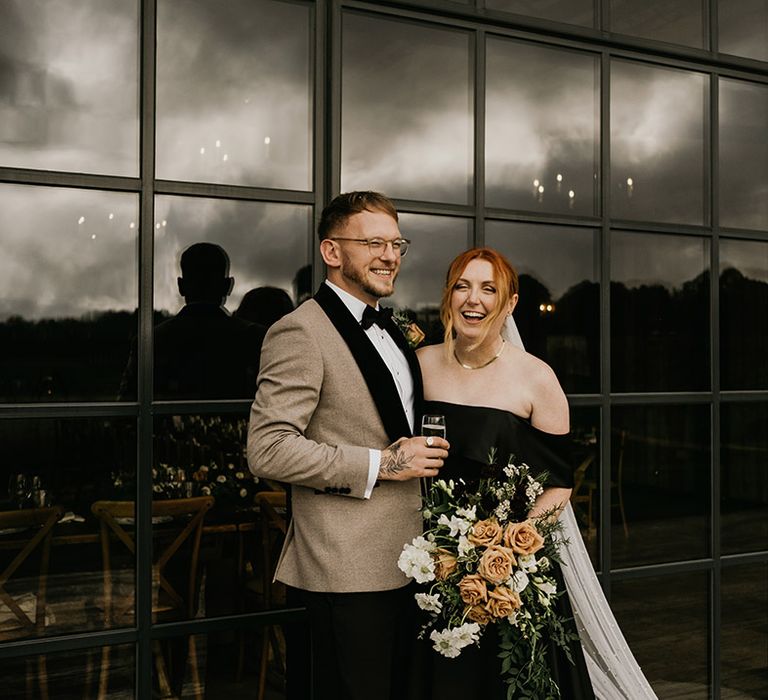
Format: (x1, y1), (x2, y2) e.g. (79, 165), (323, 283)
(247, 191), (449, 700)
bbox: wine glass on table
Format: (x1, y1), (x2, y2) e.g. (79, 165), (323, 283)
(420, 414), (446, 506)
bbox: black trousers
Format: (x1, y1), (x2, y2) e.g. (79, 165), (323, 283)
(286, 584), (416, 700)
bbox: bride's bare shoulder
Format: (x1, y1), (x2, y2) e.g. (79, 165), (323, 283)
(507, 345), (562, 390)
(416, 343), (444, 363)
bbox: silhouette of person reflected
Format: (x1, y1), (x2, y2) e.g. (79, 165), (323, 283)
(234, 286), (294, 329)
(119, 242), (265, 400)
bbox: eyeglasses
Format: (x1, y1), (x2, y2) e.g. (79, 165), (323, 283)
(329, 237), (411, 257)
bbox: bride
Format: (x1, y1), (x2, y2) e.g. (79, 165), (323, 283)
(414, 247), (656, 699)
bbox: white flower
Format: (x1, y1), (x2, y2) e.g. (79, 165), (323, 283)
(235, 471), (245, 479)
(239, 488), (248, 498)
(201, 486), (211, 495)
(456, 505), (477, 520)
(398, 544), (435, 583)
(452, 622), (481, 649)
(494, 500), (511, 521)
(533, 577), (557, 605)
(507, 610), (521, 626)
(537, 556), (550, 571)
(415, 593), (442, 614)
(411, 535), (435, 552)
(227, 463), (235, 470)
(518, 554), (538, 572)
(216, 475), (227, 483)
(437, 514), (471, 537)
(509, 570), (530, 593)
(429, 628), (462, 658)
(434, 479), (454, 496)
(457, 535), (475, 558)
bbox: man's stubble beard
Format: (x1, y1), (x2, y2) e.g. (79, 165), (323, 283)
(340, 255), (398, 301)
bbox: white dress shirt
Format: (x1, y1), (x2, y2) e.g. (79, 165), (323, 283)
(325, 280), (415, 498)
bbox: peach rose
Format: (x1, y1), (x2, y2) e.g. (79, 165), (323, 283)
(433, 548), (458, 581)
(485, 585), (522, 619)
(503, 521), (545, 556)
(458, 574), (488, 606)
(466, 603), (492, 626)
(477, 545), (516, 584)
(468, 518), (503, 547)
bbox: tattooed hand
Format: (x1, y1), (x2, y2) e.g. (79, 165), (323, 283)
(378, 435), (449, 481)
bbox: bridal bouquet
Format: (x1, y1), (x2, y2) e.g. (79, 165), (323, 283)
(398, 452), (577, 698)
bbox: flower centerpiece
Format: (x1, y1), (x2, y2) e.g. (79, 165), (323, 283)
(398, 451), (577, 698)
(190, 460), (260, 508)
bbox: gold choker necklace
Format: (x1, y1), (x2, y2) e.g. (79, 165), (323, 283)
(454, 339), (506, 370)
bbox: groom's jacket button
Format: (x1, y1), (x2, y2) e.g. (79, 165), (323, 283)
(330, 487), (339, 493)
(324, 486), (332, 494)
(340, 487), (351, 494)
(313, 489), (324, 495)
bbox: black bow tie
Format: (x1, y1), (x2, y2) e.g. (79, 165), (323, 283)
(361, 305), (393, 330)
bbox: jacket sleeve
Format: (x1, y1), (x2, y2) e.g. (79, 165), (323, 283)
(247, 316), (371, 499)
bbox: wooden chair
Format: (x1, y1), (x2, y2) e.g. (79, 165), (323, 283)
(90, 496), (214, 699)
(571, 431), (629, 538)
(0, 506), (64, 699)
(252, 490), (287, 700)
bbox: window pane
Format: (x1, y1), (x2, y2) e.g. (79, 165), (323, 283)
(0, 417), (136, 638)
(0, 0), (138, 176)
(611, 61), (707, 225)
(486, 222), (600, 393)
(0, 644), (134, 698)
(569, 407), (601, 570)
(388, 214), (470, 344)
(610, 0), (706, 48)
(341, 13), (473, 204)
(721, 403), (768, 555)
(611, 231), (710, 392)
(156, 0), (311, 190)
(151, 414), (283, 622)
(485, 0), (594, 27)
(720, 238), (768, 389)
(144, 197), (310, 401)
(719, 0), (768, 62)
(612, 572), (710, 698)
(612, 406), (710, 568)
(485, 39), (599, 216)
(722, 564), (768, 699)
(0, 185), (138, 403)
(719, 78), (768, 231)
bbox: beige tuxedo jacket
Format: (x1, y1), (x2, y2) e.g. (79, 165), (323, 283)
(247, 291), (423, 593)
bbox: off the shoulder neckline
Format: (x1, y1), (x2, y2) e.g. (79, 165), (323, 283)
(424, 399), (570, 438)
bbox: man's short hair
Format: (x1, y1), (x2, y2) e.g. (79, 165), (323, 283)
(317, 191), (398, 241)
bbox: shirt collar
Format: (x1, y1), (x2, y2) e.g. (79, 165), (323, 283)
(324, 280), (378, 323)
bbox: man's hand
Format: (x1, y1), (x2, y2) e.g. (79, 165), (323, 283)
(378, 436), (449, 481)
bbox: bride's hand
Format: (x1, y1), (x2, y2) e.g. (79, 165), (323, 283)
(378, 436), (449, 481)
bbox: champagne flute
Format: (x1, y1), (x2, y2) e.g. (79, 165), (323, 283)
(420, 414), (445, 507)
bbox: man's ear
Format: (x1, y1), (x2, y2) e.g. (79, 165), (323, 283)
(320, 238), (341, 269)
(223, 276), (234, 297)
(177, 276), (186, 297)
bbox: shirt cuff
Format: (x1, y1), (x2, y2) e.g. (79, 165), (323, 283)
(364, 449), (380, 499)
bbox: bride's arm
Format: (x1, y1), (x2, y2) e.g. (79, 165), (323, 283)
(528, 361), (572, 518)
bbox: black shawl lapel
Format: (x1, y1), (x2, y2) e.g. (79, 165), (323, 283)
(384, 317), (425, 424)
(314, 284), (413, 443)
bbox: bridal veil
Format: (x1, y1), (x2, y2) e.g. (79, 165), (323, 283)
(502, 316), (657, 699)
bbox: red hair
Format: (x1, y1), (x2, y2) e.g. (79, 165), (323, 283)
(440, 247), (519, 351)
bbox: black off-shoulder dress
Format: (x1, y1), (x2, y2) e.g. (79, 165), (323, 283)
(416, 400), (595, 700)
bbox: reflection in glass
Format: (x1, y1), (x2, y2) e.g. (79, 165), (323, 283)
(0, 644), (134, 698)
(139, 197), (310, 400)
(720, 238), (768, 389)
(722, 564), (768, 699)
(611, 61), (707, 225)
(612, 406), (710, 568)
(485, 0), (593, 27)
(569, 407), (601, 570)
(719, 78), (768, 231)
(610, 0), (705, 48)
(0, 185), (138, 403)
(486, 222), (599, 393)
(341, 13), (473, 204)
(612, 572), (709, 697)
(0, 417), (136, 638)
(486, 39), (599, 216)
(156, 0), (311, 189)
(719, 0), (768, 62)
(611, 231), (710, 392)
(151, 414), (286, 621)
(0, 0), (138, 175)
(721, 403), (768, 555)
(388, 214), (470, 344)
